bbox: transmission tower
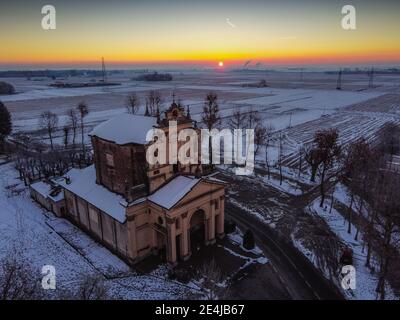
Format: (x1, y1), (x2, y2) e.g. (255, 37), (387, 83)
(336, 69), (342, 90)
(368, 67), (374, 88)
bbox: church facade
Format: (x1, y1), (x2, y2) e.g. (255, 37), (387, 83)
(53, 101), (225, 265)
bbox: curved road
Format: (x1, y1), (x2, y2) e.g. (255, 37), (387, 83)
(227, 202), (344, 300)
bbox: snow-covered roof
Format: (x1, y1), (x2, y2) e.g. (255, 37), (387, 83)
(30, 181), (51, 198)
(30, 180), (64, 202)
(59, 165), (127, 223)
(148, 176), (201, 210)
(204, 176), (227, 184)
(89, 113), (158, 145)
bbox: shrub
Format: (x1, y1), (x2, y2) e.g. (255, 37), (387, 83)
(0, 81), (15, 94)
(243, 229), (255, 250)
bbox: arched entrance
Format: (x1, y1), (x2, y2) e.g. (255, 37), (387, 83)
(156, 230), (167, 262)
(189, 209), (206, 254)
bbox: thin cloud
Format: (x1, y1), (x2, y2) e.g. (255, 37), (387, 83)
(226, 18), (236, 28)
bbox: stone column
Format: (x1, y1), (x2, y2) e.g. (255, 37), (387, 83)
(166, 216), (177, 265)
(181, 212), (190, 260)
(208, 201), (216, 244)
(217, 196), (225, 238)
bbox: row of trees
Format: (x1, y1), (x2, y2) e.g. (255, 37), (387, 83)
(126, 90), (163, 116)
(39, 102), (89, 151)
(301, 123), (400, 299)
(201, 92), (274, 169)
(13, 147), (93, 185)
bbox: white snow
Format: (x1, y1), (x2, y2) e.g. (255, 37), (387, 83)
(148, 175), (200, 210)
(306, 197), (396, 300)
(30, 181), (52, 198)
(58, 165), (127, 223)
(89, 113), (158, 145)
(30, 180), (64, 202)
(0, 163), (197, 299)
(234, 88), (383, 110)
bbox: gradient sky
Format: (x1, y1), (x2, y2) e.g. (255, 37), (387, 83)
(1, 0), (399, 68)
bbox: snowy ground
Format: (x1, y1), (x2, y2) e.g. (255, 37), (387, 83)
(0, 162), (200, 299)
(299, 194), (397, 300)
(2, 69), (400, 299)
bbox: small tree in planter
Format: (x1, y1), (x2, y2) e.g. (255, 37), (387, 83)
(224, 219), (236, 234)
(243, 229), (255, 250)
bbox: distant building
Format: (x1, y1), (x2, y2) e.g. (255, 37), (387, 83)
(32, 101), (225, 265)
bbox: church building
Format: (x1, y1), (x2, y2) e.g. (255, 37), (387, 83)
(53, 101), (225, 265)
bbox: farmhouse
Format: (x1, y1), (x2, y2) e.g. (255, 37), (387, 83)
(32, 101), (225, 265)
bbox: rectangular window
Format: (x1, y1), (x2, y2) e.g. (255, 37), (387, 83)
(215, 200), (219, 210)
(105, 153), (114, 167)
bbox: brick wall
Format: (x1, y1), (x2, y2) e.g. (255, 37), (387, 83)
(92, 136), (148, 201)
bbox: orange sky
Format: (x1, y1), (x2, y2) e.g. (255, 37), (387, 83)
(1, 1), (399, 67)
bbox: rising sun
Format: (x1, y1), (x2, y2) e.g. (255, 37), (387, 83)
(218, 61), (224, 67)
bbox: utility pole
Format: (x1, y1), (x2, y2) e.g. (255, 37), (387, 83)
(336, 69), (342, 90)
(368, 67), (374, 88)
(101, 57), (107, 83)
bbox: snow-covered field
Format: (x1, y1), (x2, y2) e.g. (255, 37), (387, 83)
(2, 69), (400, 300)
(0, 163), (199, 299)
(2, 70), (395, 150)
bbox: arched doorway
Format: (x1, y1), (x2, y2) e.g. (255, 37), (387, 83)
(189, 209), (206, 254)
(156, 231), (167, 262)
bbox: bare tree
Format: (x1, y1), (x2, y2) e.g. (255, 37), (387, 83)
(245, 107), (261, 130)
(314, 129), (341, 208)
(197, 259), (224, 300)
(126, 93), (140, 114)
(263, 125), (274, 179)
(63, 126), (70, 147)
(146, 90), (162, 116)
(67, 108), (78, 146)
(75, 274), (108, 300)
(77, 102), (89, 152)
(202, 92), (221, 165)
(228, 108), (247, 131)
(305, 129), (341, 206)
(254, 123), (269, 157)
(368, 171), (400, 300)
(0, 252), (41, 300)
(298, 145), (305, 178)
(340, 138), (376, 234)
(278, 134), (284, 185)
(39, 111), (59, 150)
(304, 146), (322, 182)
(378, 122), (400, 157)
